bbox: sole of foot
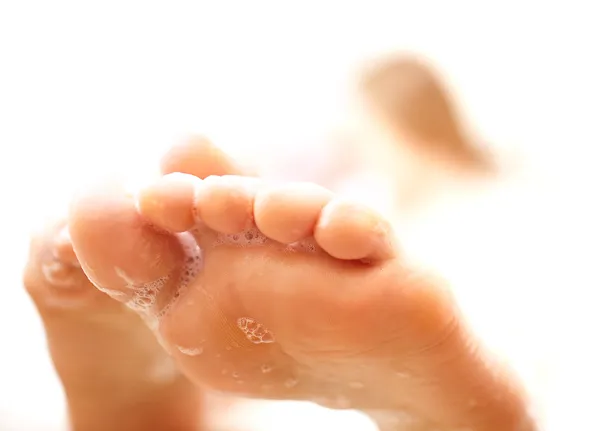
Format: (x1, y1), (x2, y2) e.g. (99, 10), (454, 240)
(68, 138), (535, 431)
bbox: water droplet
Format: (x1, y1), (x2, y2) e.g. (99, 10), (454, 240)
(232, 372), (240, 379)
(395, 371), (409, 379)
(260, 364), (272, 373)
(284, 378), (298, 388)
(349, 381), (364, 389)
(176, 345), (203, 356)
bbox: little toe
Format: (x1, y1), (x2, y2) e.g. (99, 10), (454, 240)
(314, 199), (397, 261)
(253, 182), (333, 244)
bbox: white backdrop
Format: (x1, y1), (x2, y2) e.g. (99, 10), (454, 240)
(1, 1), (599, 430)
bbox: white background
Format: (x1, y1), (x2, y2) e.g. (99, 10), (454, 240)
(1, 1), (599, 430)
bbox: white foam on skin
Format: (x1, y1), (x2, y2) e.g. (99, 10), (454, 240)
(111, 231), (203, 320)
(115, 265), (168, 314)
(213, 227), (269, 247)
(88, 232), (204, 355)
(237, 317), (276, 344)
(212, 226), (319, 254)
(157, 231), (203, 318)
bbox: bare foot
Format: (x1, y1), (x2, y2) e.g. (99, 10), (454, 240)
(23, 221), (201, 430)
(359, 53), (491, 171)
(22, 137), (247, 431)
(68, 142), (535, 431)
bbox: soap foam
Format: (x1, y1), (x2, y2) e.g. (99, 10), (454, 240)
(214, 227), (268, 247)
(237, 317), (276, 344)
(157, 231), (203, 318)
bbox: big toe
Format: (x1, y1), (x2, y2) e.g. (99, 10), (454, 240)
(68, 181), (200, 317)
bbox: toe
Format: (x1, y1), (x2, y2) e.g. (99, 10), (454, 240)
(253, 182), (333, 244)
(160, 136), (252, 178)
(68, 182), (194, 314)
(314, 200), (397, 261)
(138, 173), (200, 233)
(195, 175), (260, 234)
